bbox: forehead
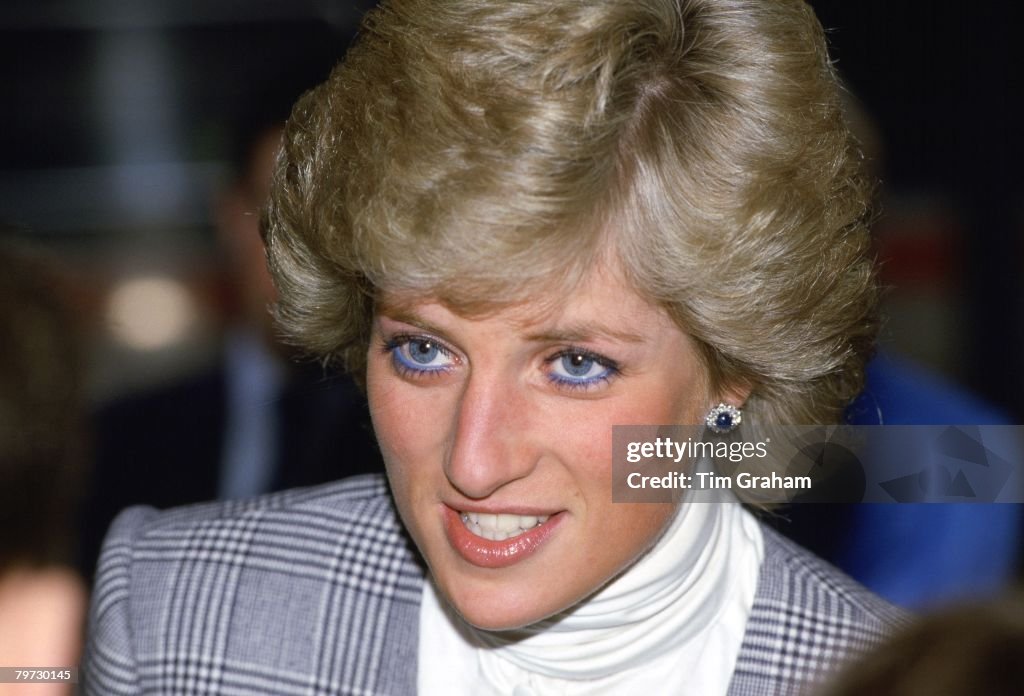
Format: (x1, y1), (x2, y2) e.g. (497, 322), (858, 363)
(376, 259), (680, 339)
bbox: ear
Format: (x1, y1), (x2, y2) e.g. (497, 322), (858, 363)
(714, 381), (753, 410)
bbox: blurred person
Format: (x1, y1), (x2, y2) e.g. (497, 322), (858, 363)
(0, 242), (88, 695)
(212, 114), (383, 501)
(78, 105), (382, 581)
(83, 1), (906, 694)
(819, 592), (1024, 696)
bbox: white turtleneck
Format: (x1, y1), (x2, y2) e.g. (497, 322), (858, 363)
(417, 488), (764, 695)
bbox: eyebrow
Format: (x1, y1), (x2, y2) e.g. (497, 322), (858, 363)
(377, 307), (648, 346)
(375, 309), (454, 342)
(523, 323), (647, 345)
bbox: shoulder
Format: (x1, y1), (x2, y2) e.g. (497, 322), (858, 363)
(95, 474), (418, 574)
(83, 474), (424, 695)
(109, 471), (399, 527)
(92, 473), (424, 604)
(730, 523), (910, 695)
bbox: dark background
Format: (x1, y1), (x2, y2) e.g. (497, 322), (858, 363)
(811, 1), (1024, 416)
(1, 0), (1021, 418)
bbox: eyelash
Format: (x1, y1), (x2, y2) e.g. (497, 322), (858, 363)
(380, 334), (621, 392)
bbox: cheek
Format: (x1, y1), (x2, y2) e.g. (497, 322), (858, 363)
(555, 379), (707, 491)
(365, 357), (399, 457)
(564, 398), (683, 546)
(583, 500), (677, 585)
(598, 385), (708, 430)
(366, 356), (451, 485)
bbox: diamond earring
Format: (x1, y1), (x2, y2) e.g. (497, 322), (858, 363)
(705, 403), (742, 434)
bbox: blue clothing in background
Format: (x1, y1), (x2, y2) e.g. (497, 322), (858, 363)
(842, 353), (1021, 607)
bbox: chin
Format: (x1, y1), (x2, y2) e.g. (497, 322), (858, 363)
(439, 577), (567, 631)
(454, 603), (547, 632)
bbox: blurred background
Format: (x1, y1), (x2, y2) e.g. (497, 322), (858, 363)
(1, 0), (376, 403)
(811, 1), (1024, 417)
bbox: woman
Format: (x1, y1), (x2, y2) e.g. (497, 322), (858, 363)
(83, 0), (903, 693)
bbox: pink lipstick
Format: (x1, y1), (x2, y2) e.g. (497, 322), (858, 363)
(442, 505), (563, 569)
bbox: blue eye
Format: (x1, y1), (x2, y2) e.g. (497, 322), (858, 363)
(406, 339), (440, 364)
(548, 350), (617, 388)
(388, 336), (455, 375)
(560, 353), (597, 377)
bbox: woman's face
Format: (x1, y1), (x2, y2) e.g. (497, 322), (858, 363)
(367, 264), (714, 630)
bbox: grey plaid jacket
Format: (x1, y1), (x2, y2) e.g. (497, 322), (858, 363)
(82, 474), (905, 695)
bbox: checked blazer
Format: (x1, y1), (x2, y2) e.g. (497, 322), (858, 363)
(82, 474), (906, 695)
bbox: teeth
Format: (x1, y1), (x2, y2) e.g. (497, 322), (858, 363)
(496, 514), (520, 532)
(460, 512), (550, 541)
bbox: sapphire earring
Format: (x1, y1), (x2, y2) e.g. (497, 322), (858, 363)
(705, 403), (741, 434)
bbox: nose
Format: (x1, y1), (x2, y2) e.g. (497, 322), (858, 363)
(445, 369), (537, 500)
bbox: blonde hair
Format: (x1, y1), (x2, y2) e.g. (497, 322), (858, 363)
(264, 0), (877, 429)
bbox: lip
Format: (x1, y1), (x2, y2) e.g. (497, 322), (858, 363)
(442, 505), (564, 569)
